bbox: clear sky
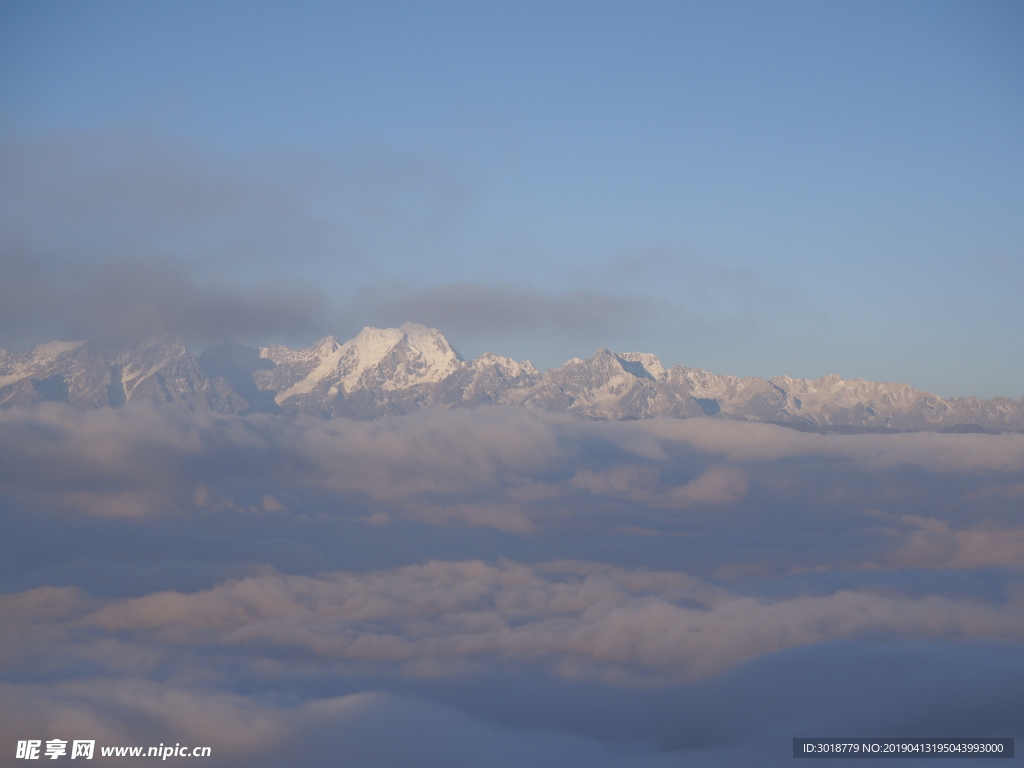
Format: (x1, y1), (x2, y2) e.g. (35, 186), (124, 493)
(1, 0), (1021, 397)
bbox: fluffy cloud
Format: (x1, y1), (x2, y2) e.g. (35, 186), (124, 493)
(877, 516), (1024, 571)
(4, 405), (1023, 527)
(0, 560), (1011, 685)
(3, 404), (1024, 765)
(627, 417), (1024, 473)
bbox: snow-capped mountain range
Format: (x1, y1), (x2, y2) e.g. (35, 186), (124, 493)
(1, 323), (1021, 431)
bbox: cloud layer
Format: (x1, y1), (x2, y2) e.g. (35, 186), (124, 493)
(0, 129), (672, 356)
(2, 404), (1023, 764)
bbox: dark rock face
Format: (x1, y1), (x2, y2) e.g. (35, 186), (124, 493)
(198, 341), (281, 415)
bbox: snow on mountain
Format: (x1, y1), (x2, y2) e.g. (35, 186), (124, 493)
(0, 330), (241, 411)
(674, 367), (793, 421)
(453, 353), (541, 408)
(2, 323), (1021, 431)
(616, 352), (667, 381)
(346, 322), (464, 392)
(543, 350), (704, 420)
(252, 323), (466, 415)
(0, 340), (87, 390)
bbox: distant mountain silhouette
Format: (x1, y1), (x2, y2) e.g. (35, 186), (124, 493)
(2, 323), (1021, 432)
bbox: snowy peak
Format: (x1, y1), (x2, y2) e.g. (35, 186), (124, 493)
(396, 322), (465, 364)
(762, 372), (953, 428)
(368, 322), (464, 385)
(255, 323), (466, 410)
(2, 324), (1022, 432)
(544, 349), (704, 420)
(471, 352), (537, 378)
(352, 323), (464, 393)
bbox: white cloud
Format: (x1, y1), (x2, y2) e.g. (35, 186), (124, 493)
(64, 560), (1024, 681)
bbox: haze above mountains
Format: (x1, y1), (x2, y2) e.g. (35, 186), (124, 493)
(1, 322), (1021, 432)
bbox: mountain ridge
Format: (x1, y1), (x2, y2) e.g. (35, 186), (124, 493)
(1, 323), (1021, 432)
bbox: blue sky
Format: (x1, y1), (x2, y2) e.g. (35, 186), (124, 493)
(1, 0), (1022, 397)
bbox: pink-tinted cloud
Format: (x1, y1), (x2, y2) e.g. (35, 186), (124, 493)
(56, 560), (1022, 682)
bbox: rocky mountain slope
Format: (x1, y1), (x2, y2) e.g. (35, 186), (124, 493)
(2, 323), (1021, 431)
(0, 330), (243, 412)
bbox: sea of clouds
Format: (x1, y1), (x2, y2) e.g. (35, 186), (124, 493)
(2, 404), (1023, 765)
